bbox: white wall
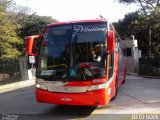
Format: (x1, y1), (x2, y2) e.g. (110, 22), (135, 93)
(121, 39), (139, 73)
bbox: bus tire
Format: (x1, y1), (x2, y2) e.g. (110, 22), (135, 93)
(111, 78), (118, 101)
(122, 78), (126, 84)
(123, 67), (127, 84)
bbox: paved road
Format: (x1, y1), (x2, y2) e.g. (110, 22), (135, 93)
(0, 75), (160, 120)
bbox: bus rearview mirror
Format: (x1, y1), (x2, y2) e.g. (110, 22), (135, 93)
(107, 31), (114, 54)
(25, 35), (43, 56)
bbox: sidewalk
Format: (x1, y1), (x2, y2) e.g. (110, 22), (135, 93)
(0, 79), (35, 93)
(128, 72), (160, 79)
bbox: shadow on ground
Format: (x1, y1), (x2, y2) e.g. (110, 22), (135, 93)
(18, 105), (96, 120)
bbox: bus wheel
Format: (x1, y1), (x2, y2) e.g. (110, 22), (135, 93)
(122, 78), (126, 84)
(111, 78), (118, 101)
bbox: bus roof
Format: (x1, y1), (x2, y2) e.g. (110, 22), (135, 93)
(46, 19), (108, 27)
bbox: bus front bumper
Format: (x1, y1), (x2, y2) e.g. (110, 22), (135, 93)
(36, 88), (110, 106)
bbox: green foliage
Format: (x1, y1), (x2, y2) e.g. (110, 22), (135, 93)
(114, 12), (139, 39)
(114, 10), (160, 58)
(116, 0), (160, 58)
(13, 13), (58, 55)
(0, 0), (22, 60)
(0, 0), (58, 60)
(16, 14), (58, 39)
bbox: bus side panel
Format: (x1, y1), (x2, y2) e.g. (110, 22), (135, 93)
(109, 52), (119, 99)
(118, 45), (127, 84)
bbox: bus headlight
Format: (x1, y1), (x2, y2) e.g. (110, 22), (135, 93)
(87, 83), (107, 91)
(36, 83), (48, 90)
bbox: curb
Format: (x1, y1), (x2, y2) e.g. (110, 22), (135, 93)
(0, 79), (35, 93)
(128, 73), (160, 79)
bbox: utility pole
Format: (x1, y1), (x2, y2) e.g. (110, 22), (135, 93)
(149, 28), (152, 58)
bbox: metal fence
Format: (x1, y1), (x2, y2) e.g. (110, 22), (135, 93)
(0, 57), (28, 85)
(139, 58), (160, 76)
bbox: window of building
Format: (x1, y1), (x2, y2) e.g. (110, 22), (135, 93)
(126, 48), (132, 56)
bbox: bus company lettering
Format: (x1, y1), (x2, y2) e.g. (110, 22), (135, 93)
(73, 25), (107, 33)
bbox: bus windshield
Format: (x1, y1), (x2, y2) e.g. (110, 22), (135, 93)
(37, 22), (107, 80)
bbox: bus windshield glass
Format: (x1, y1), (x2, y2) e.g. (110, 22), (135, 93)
(37, 22), (107, 80)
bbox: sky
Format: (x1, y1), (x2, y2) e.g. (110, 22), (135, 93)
(14, 0), (139, 22)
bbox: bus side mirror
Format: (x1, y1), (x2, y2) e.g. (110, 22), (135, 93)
(25, 35), (43, 56)
(107, 31), (114, 54)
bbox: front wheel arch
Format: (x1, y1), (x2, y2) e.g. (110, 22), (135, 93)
(111, 77), (118, 101)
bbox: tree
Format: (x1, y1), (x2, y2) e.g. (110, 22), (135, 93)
(6, 2), (58, 56)
(114, 12), (140, 39)
(0, 0), (22, 60)
(6, 2), (57, 39)
(117, 0), (160, 58)
(118, 0), (160, 15)
(0, 0), (58, 60)
(14, 14), (58, 53)
(114, 12), (149, 57)
(17, 14), (58, 39)
(114, 10), (160, 58)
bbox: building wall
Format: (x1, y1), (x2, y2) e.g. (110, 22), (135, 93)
(121, 39), (139, 73)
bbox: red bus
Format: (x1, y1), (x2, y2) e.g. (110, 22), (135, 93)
(26, 19), (127, 106)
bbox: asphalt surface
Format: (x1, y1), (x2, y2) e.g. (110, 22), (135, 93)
(0, 75), (160, 120)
